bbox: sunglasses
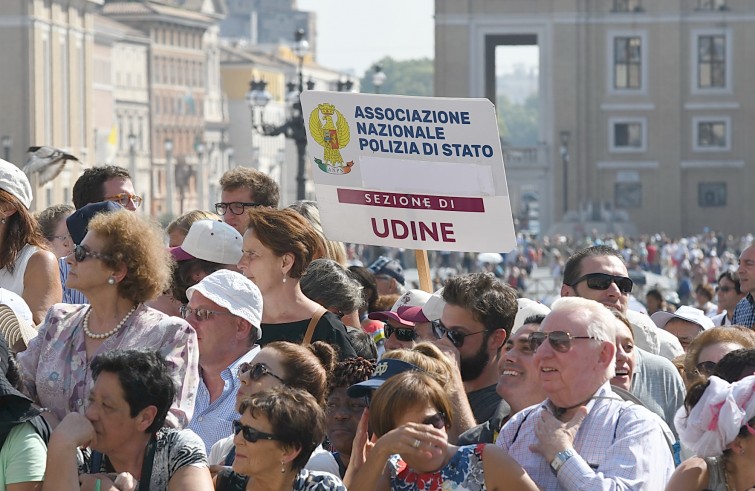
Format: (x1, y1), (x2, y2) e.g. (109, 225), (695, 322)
(104, 193), (143, 208)
(431, 320), (488, 348)
(384, 323), (418, 342)
(422, 412), (447, 429)
(715, 285), (734, 293)
(528, 331), (597, 353)
(232, 420), (279, 443)
(695, 361), (717, 377)
(238, 362), (286, 384)
(215, 202), (261, 216)
(179, 305), (234, 322)
(569, 273), (634, 294)
(72, 244), (112, 263)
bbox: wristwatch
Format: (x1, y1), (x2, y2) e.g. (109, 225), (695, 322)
(550, 448), (575, 473)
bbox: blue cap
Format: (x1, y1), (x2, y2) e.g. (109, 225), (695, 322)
(66, 201), (123, 244)
(346, 358), (420, 398)
(368, 256), (405, 285)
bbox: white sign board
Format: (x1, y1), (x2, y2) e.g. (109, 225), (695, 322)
(300, 91), (517, 253)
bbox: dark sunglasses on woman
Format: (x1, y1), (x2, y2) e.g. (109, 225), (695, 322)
(72, 244), (112, 263)
(232, 420), (279, 443)
(237, 362), (286, 383)
(422, 412), (446, 429)
(528, 331), (597, 353)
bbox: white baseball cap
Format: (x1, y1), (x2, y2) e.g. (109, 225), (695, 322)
(0, 159), (32, 209)
(512, 298), (551, 334)
(186, 270), (263, 340)
(651, 305), (715, 332)
(170, 220), (243, 265)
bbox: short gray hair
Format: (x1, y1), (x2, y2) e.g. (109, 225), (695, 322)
(301, 259), (364, 314)
(548, 296), (617, 377)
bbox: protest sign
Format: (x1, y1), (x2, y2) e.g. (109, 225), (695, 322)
(300, 92), (517, 254)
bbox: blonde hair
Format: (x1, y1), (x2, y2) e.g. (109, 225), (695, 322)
(382, 342), (454, 391)
(166, 209), (219, 237)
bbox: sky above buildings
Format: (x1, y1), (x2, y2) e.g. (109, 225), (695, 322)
(298, 0), (539, 78)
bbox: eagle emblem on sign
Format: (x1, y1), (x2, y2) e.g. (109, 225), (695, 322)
(308, 103), (354, 175)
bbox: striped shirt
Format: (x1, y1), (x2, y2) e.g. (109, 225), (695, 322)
(496, 382), (674, 490)
(188, 346), (260, 452)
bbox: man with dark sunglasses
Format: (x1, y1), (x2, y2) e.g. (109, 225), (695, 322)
(184, 270), (264, 452)
(561, 245), (683, 360)
(435, 273), (517, 426)
(216, 167), (279, 235)
(496, 297), (674, 489)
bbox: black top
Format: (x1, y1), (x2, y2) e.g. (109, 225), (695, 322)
(259, 311), (357, 360)
(466, 384), (507, 425)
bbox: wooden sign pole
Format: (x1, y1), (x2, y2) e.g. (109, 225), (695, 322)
(415, 249), (432, 293)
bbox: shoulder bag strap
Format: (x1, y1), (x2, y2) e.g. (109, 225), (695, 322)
(302, 308), (327, 345)
(136, 434), (157, 491)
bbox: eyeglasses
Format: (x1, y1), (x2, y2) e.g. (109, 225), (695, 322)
(528, 331), (597, 353)
(104, 193), (143, 208)
(695, 361), (717, 377)
(568, 273), (634, 294)
(422, 412), (446, 429)
(52, 234), (72, 243)
(384, 323), (418, 342)
(214, 202), (261, 216)
(72, 244), (112, 263)
(715, 285), (734, 293)
(232, 420), (279, 443)
(178, 305), (234, 322)
(238, 362), (286, 384)
(431, 320), (488, 348)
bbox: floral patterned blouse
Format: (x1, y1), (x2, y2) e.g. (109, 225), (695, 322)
(390, 444), (487, 491)
(17, 303), (199, 427)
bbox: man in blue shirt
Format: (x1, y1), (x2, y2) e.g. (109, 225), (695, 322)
(184, 270), (263, 451)
(732, 245), (755, 328)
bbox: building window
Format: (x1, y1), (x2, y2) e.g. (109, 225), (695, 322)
(693, 117), (730, 152)
(610, 118), (646, 152)
(698, 35), (726, 88)
(615, 182), (642, 208)
(612, 0), (643, 12)
(697, 0), (728, 11)
(698, 182), (726, 207)
(614, 37), (642, 89)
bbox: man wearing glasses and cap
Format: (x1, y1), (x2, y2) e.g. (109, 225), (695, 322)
(183, 269), (264, 452)
(216, 167), (279, 235)
(496, 296), (674, 490)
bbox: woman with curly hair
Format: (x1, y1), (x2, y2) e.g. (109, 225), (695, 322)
(0, 159), (62, 324)
(17, 210), (199, 428)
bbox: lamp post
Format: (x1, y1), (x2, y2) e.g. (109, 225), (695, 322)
(127, 133), (137, 194)
(1, 135), (11, 161)
(246, 28), (310, 200)
(337, 79), (354, 92)
(372, 64), (386, 94)
(164, 138), (174, 217)
(195, 141), (206, 210)
(560, 131), (570, 215)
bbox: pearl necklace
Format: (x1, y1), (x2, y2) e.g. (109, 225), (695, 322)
(83, 305), (138, 340)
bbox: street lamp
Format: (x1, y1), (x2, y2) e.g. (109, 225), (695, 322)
(127, 133), (137, 194)
(195, 140), (206, 210)
(246, 28), (311, 200)
(372, 64), (386, 94)
(337, 79), (354, 92)
(2, 135), (11, 161)
(560, 131), (570, 214)
(164, 138), (174, 217)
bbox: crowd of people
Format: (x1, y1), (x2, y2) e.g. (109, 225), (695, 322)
(2, 156), (755, 490)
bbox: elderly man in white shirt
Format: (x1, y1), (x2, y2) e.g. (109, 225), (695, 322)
(496, 296), (674, 490)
